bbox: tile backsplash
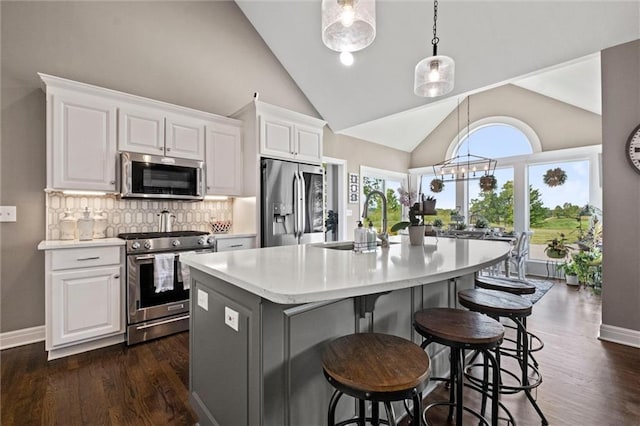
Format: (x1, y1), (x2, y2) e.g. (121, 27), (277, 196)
(46, 193), (233, 240)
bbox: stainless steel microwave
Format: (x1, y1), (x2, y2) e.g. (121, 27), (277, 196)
(120, 152), (205, 200)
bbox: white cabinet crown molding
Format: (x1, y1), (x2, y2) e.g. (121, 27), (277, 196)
(38, 73), (242, 126)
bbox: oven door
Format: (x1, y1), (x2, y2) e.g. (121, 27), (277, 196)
(127, 252), (190, 325)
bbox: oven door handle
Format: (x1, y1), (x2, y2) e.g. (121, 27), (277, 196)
(135, 314), (190, 330)
(134, 255), (158, 261)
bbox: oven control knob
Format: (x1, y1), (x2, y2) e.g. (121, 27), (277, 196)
(131, 241), (141, 250)
(172, 240), (180, 247)
(207, 236), (216, 245)
(144, 240), (152, 249)
(197, 237), (206, 245)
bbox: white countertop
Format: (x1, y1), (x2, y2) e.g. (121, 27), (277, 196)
(37, 238), (126, 250)
(180, 236), (511, 304)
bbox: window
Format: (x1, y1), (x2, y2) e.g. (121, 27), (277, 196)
(454, 124), (533, 159)
(360, 166), (406, 235)
(528, 160), (590, 260)
(420, 173), (456, 227)
(468, 167), (514, 232)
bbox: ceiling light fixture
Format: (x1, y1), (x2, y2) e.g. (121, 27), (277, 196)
(431, 95), (496, 185)
(414, 0), (455, 97)
(322, 0), (376, 65)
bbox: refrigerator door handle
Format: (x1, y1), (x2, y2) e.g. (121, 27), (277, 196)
(299, 171), (307, 238)
(293, 171), (299, 237)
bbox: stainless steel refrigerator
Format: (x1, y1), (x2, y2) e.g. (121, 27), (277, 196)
(261, 158), (325, 247)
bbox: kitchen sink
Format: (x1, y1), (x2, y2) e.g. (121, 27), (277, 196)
(313, 241), (399, 251)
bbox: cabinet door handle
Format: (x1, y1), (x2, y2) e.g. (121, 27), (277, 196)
(229, 244), (243, 248)
(166, 148), (171, 152)
(159, 147), (164, 151)
(113, 274), (120, 279)
(110, 180), (116, 185)
(77, 256), (100, 261)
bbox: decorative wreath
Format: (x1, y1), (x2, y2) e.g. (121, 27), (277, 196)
(429, 178), (445, 193)
(479, 175), (497, 192)
(543, 167), (567, 187)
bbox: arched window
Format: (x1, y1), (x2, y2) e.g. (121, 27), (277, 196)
(453, 124), (534, 159)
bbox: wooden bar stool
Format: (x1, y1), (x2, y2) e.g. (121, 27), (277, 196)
(413, 308), (508, 426)
(458, 289), (548, 425)
(475, 275), (544, 361)
(475, 276), (536, 295)
(322, 333), (430, 426)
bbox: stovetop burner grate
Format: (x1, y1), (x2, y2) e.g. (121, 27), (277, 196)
(118, 231), (207, 240)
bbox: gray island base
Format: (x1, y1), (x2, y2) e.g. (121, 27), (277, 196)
(181, 237), (510, 426)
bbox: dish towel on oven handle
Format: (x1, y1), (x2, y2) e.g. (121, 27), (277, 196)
(178, 251), (196, 290)
(153, 253), (175, 293)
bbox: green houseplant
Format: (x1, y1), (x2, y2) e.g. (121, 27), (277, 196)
(391, 203), (424, 245)
(571, 249), (603, 293)
(544, 233), (572, 259)
(557, 260), (579, 286)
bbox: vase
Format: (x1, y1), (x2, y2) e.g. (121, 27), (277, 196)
(408, 225), (425, 246)
(546, 249), (567, 259)
(565, 274), (579, 286)
(422, 199), (437, 215)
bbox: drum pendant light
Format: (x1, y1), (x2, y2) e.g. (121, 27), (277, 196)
(414, 0), (455, 97)
(322, 0), (376, 58)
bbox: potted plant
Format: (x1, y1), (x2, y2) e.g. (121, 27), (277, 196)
(544, 233), (572, 259)
(432, 218), (444, 230)
(421, 195), (437, 214)
(474, 217), (489, 229)
(391, 203), (424, 245)
(455, 222), (467, 231)
(429, 178), (444, 193)
(571, 249), (603, 293)
(557, 260), (579, 286)
(479, 175), (497, 192)
(543, 167), (567, 187)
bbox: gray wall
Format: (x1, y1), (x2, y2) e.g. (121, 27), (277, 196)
(411, 84), (602, 168)
(0, 1), (320, 333)
(601, 39), (640, 333)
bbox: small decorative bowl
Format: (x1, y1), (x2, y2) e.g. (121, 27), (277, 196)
(210, 220), (232, 234)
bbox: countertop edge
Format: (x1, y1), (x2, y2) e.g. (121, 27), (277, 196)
(38, 238), (126, 250)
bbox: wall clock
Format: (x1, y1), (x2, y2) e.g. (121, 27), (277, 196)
(626, 124), (640, 174)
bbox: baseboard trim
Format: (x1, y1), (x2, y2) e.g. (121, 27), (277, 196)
(0, 325), (45, 350)
(599, 323), (640, 348)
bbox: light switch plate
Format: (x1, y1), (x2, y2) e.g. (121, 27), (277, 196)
(197, 289), (208, 311)
(225, 306), (239, 332)
(0, 206), (16, 222)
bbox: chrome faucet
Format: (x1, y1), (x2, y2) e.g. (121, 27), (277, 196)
(362, 190), (389, 248)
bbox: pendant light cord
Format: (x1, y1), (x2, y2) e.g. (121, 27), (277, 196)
(431, 0), (439, 55)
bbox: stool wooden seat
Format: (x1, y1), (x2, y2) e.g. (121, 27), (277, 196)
(322, 333), (430, 426)
(457, 289), (548, 425)
(475, 276), (536, 295)
(459, 288), (532, 317)
(413, 308), (506, 426)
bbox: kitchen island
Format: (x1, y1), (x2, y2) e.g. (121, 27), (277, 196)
(181, 236), (510, 426)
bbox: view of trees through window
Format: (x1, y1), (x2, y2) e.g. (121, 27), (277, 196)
(361, 176), (402, 234)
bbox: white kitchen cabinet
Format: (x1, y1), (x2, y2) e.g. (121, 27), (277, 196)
(232, 100), (326, 198)
(51, 265), (121, 346)
(205, 121), (243, 195)
(39, 241), (125, 360)
(46, 87), (118, 192)
(118, 105), (206, 161)
(216, 236), (256, 252)
(258, 106), (323, 164)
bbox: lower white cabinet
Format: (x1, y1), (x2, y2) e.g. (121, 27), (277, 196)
(51, 265), (121, 346)
(41, 243), (125, 360)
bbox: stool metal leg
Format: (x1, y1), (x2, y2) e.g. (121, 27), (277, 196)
(372, 402), (380, 426)
(328, 390), (343, 426)
(448, 348), (457, 422)
(358, 399), (366, 426)
(412, 391), (422, 426)
(384, 402), (396, 426)
(455, 348), (464, 426)
(516, 317), (548, 425)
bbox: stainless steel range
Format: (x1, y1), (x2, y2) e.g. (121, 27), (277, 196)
(119, 231), (215, 345)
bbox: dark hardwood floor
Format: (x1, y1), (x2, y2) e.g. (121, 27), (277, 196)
(2, 282), (639, 425)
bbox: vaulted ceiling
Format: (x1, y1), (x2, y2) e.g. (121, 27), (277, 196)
(236, 1), (639, 152)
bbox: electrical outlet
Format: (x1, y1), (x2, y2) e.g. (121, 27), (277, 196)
(197, 289), (208, 311)
(225, 306), (239, 332)
(0, 206), (16, 222)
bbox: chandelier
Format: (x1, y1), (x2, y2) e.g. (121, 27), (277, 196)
(431, 96), (497, 190)
(414, 0), (455, 97)
(321, 0), (376, 66)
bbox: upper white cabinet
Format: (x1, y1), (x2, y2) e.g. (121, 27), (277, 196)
(258, 105), (324, 164)
(45, 85), (118, 192)
(118, 105), (206, 161)
(40, 73), (234, 192)
(232, 100), (326, 196)
(206, 121), (243, 196)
